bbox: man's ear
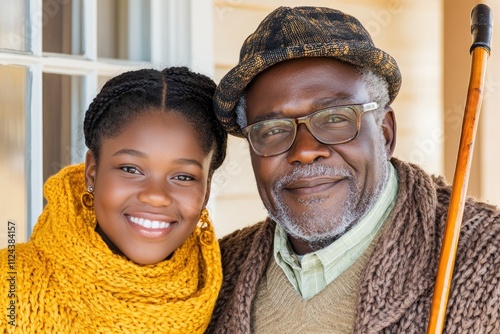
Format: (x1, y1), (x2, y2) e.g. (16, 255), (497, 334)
(381, 107), (397, 158)
(85, 150), (97, 189)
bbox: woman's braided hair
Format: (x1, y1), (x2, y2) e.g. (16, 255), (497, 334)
(83, 67), (227, 173)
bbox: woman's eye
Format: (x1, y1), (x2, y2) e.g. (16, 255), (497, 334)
(174, 174), (195, 181)
(120, 166), (140, 174)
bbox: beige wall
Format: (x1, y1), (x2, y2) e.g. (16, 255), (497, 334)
(210, 0), (499, 237)
(481, 1), (500, 205)
(444, 0), (500, 206)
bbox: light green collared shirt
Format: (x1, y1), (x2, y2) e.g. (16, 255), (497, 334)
(274, 164), (399, 300)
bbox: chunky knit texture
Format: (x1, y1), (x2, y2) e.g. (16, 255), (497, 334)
(0, 164), (222, 333)
(207, 158), (500, 333)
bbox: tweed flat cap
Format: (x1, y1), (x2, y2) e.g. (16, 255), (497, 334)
(214, 6), (402, 137)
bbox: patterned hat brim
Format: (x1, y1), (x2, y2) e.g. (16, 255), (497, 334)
(214, 41), (401, 137)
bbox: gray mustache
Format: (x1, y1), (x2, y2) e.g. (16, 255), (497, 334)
(274, 165), (352, 190)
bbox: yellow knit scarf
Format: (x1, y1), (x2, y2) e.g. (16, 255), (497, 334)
(0, 164), (222, 333)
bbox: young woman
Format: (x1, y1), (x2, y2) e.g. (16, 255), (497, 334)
(0, 67), (227, 333)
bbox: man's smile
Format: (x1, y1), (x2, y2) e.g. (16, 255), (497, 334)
(283, 177), (345, 196)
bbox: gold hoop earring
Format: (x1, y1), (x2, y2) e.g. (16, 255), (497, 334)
(81, 186), (94, 210)
(199, 208), (214, 246)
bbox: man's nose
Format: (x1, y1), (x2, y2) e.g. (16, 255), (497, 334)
(286, 123), (331, 164)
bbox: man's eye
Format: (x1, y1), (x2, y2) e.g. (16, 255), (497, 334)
(263, 127), (288, 137)
(121, 166), (140, 174)
(317, 113), (355, 129)
(326, 115), (348, 123)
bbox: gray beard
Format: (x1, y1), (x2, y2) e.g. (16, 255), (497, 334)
(268, 144), (390, 251)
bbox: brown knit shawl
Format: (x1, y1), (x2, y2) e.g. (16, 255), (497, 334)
(207, 158), (500, 333)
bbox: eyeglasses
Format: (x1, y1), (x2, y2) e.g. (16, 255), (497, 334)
(241, 102), (378, 157)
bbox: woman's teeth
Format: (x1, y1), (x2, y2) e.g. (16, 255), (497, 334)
(128, 216), (171, 229)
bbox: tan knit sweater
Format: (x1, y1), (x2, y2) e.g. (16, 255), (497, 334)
(207, 159), (500, 333)
(252, 241), (376, 333)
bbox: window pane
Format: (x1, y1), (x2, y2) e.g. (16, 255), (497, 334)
(0, 0), (29, 51)
(0, 65), (28, 248)
(43, 73), (85, 183)
(98, 75), (111, 90)
(97, 0), (151, 60)
(42, 0), (84, 55)
(97, 0), (120, 59)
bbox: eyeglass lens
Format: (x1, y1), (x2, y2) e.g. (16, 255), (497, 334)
(247, 106), (360, 156)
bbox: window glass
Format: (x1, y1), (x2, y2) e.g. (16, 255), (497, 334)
(42, 0), (84, 55)
(0, 65), (28, 248)
(97, 0), (151, 60)
(97, 0), (121, 59)
(43, 73), (85, 183)
(0, 0), (29, 51)
(98, 75), (112, 90)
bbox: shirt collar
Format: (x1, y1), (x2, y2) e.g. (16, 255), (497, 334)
(273, 164), (399, 299)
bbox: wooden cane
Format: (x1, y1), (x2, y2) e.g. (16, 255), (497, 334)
(426, 4), (493, 334)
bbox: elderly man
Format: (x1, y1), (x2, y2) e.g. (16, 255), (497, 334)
(207, 6), (499, 334)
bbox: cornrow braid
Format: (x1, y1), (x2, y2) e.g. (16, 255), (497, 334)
(83, 67), (227, 174)
(83, 78), (162, 153)
(161, 67), (227, 172)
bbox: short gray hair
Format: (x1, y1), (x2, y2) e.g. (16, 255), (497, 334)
(360, 68), (390, 125)
(235, 94), (248, 128)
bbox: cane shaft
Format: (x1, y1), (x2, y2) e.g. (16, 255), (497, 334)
(426, 47), (489, 334)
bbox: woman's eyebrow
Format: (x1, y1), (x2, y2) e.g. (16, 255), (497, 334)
(112, 148), (147, 158)
(173, 158), (203, 169)
(113, 150), (204, 169)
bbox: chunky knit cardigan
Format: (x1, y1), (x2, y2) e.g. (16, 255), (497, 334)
(0, 164), (222, 333)
(207, 158), (500, 333)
